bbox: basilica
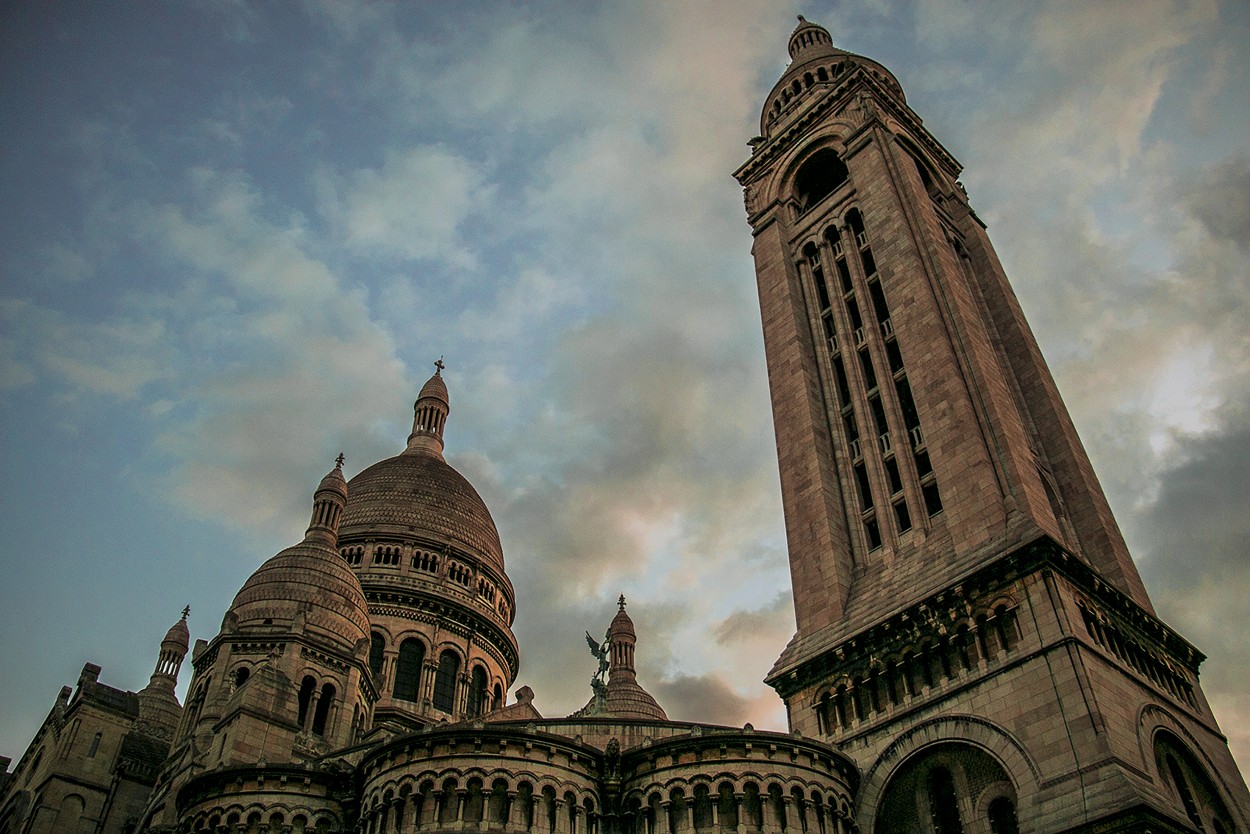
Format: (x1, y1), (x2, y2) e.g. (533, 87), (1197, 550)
(2, 18), (1248, 834)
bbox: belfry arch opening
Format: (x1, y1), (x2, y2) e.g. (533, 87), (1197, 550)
(875, 742), (1020, 834)
(793, 148), (849, 214)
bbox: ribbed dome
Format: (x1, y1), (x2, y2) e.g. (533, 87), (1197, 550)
(162, 616), (190, 652)
(340, 450), (503, 568)
(418, 371), (449, 406)
(228, 541), (371, 650)
(603, 678), (667, 721)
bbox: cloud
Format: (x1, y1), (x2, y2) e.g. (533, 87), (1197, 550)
(0, 299), (176, 399)
(1137, 413), (1250, 770)
(323, 146), (493, 267)
(1184, 155), (1250, 251)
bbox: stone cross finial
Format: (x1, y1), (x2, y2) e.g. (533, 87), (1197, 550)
(335, 452), (346, 469)
(434, 356), (445, 375)
(618, 594), (626, 610)
(181, 605), (190, 620)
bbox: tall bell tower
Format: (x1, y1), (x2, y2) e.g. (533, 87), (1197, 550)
(735, 17), (1250, 833)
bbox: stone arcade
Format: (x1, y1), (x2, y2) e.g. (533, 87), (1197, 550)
(2, 18), (1248, 834)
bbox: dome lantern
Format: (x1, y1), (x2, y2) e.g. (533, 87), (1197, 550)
(407, 358), (450, 458)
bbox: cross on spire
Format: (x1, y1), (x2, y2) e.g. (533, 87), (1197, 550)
(181, 605), (190, 620)
(618, 594), (627, 610)
(434, 356), (445, 375)
(335, 451), (345, 469)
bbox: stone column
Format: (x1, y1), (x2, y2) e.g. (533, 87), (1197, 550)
(421, 661), (439, 706)
(304, 690), (320, 732)
(456, 673), (470, 716)
(506, 792), (522, 833)
(733, 793), (746, 834)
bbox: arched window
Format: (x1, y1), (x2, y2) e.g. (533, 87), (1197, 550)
(369, 632), (385, 678)
(467, 666), (489, 717)
(793, 149), (849, 213)
(312, 682), (335, 736)
(987, 797), (1019, 834)
(493, 683), (503, 711)
(233, 666), (250, 688)
(927, 768), (963, 834)
(87, 732), (102, 758)
(433, 650), (461, 713)
(393, 639), (425, 702)
(297, 676), (316, 728)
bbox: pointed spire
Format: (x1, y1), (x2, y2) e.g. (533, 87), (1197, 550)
(406, 358), (451, 459)
(305, 454), (348, 546)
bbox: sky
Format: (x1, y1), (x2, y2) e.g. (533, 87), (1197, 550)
(1, 0), (1248, 782)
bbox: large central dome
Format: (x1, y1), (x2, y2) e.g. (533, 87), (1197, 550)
(340, 450), (503, 569)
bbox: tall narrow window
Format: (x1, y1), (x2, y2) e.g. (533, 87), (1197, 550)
(927, 768), (964, 834)
(1166, 755), (1202, 828)
(369, 632), (385, 678)
(297, 676), (316, 728)
(312, 682), (335, 736)
(859, 349), (877, 390)
(833, 357), (852, 407)
(433, 650), (461, 713)
(393, 639), (425, 702)
(836, 256), (853, 294)
(854, 464), (874, 510)
(87, 732), (101, 758)
(987, 797), (1019, 834)
(467, 666), (489, 717)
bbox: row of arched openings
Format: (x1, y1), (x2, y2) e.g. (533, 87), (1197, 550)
(363, 778), (596, 834)
(188, 809), (338, 833)
(369, 634), (499, 716)
(297, 677), (336, 736)
(621, 782), (852, 834)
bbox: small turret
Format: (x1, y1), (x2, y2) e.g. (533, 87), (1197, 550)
(305, 454), (348, 547)
(406, 358), (450, 458)
(576, 596), (667, 721)
(788, 15), (835, 62)
(136, 609), (189, 740)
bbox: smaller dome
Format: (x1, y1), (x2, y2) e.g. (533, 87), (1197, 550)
(162, 615), (190, 653)
(226, 463), (369, 651)
(227, 542), (370, 650)
(417, 368), (449, 407)
(316, 456), (348, 501)
(608, 596), (636, 641)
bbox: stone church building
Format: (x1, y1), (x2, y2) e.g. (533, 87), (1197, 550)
(2, 18), (1247, 834)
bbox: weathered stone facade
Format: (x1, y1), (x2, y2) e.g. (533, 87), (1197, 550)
(734, 16), (1250, 834)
